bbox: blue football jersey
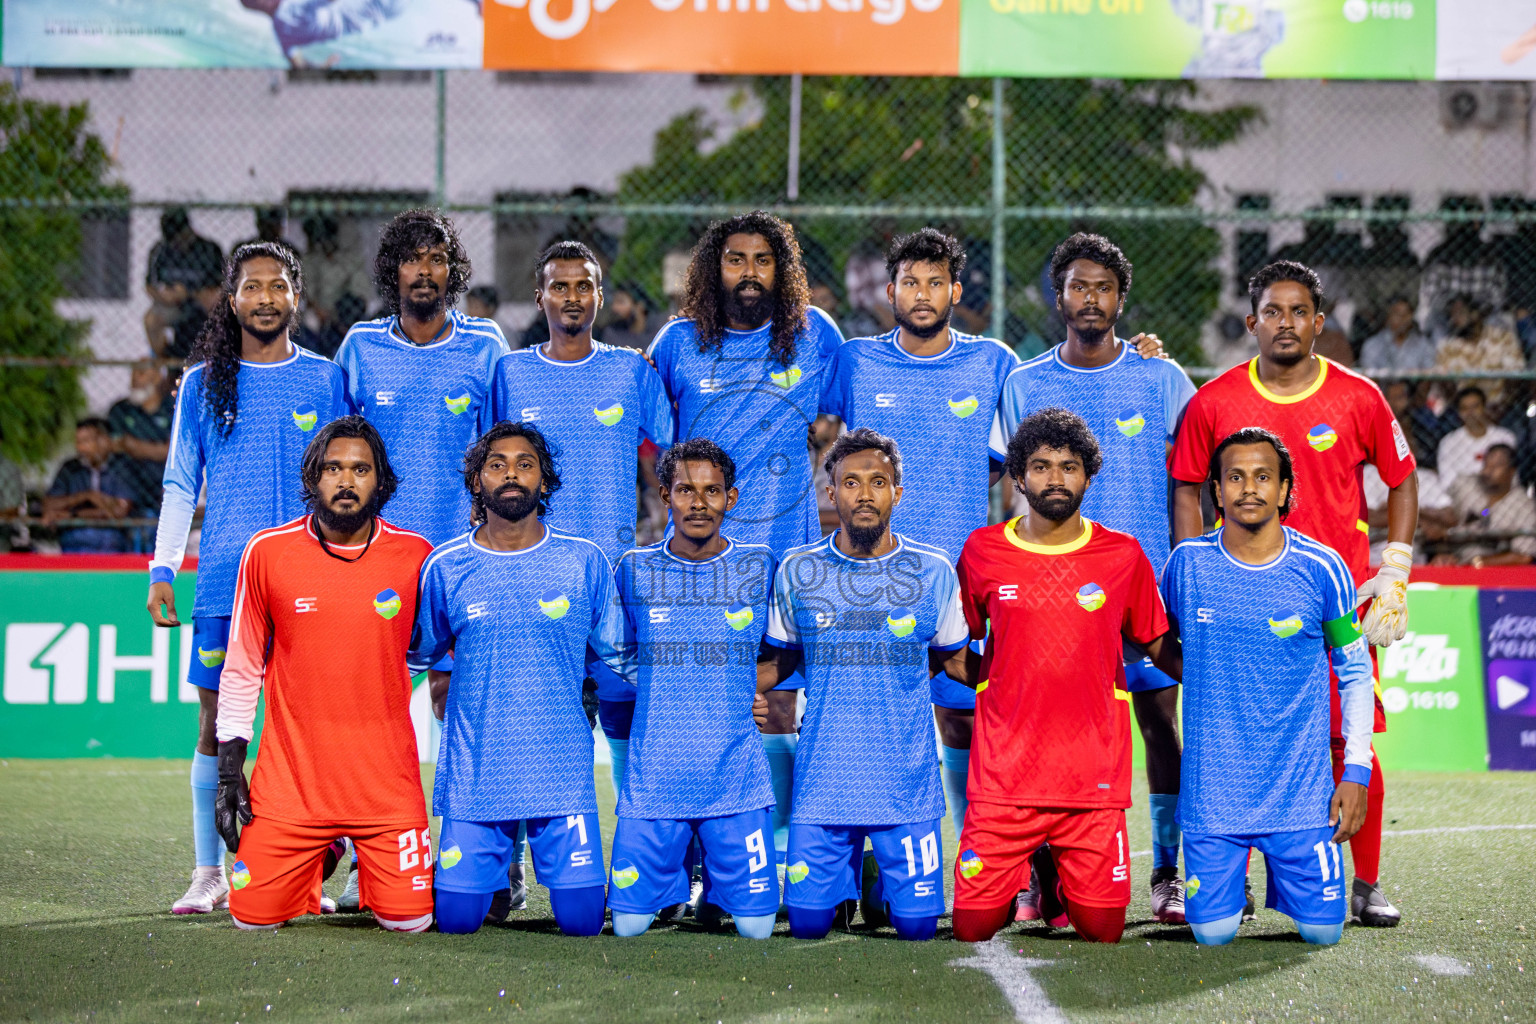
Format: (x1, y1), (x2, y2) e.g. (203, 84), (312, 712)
(1161, 527), (1363, 835)
(336, 310), (509, 546)
(491, 342), (674, 563)
(990, 343), (1195, 575)
(412, 526), (619, 822)
(595, 539), (777, 819)
(153, 347), (349, 618)
(647, 307), (844, 557)
(765, 534), (968, 825)
(821, 329), (1017, 563)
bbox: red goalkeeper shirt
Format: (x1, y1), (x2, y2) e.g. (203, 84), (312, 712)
(215, 516), (433, 827)
(1167, 356), (1416, 587)
(956, 518), (1169, 810)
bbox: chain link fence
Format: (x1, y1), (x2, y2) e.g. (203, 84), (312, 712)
(4, 68), (1536, 558)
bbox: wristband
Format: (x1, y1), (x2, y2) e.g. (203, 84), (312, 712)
(149, 566), (175, 586)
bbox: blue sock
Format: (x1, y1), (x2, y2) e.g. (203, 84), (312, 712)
(939, 744), (970, 841)
(599, 698), (634, 798)
(1296, 921), (1344, 946)
(612, 912), (655, 937)
(1148, 793), (1181, 871)
(189, 752), (225, 869)
(761, 733), (798, 859)
(889, 911), (938, 942)
(606, 738), (628, 799)
(549, 885), (606, 936)
(1189, 910), (1242, 946)
(511, 820), (527, 871)
(736, 913), (776, 940)
(434, 889), (492, 934)
(787, 904), (835, 940)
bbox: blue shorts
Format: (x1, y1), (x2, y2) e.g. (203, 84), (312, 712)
(436, 814), (605, 894)
(773, 668), (807, 692)
(188, 616), (231, 691)
(589, 655), (636, 703)
(431, 652), (454, 673)
(931, 638), (983, 709)
(608, 807), (779, 917)
(1123, 655), (1178, 694)
(1183, 825), (1347, 927)
(784, 820), (945, 917)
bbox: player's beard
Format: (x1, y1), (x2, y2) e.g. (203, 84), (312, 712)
(893, 300), (953, 340)
(1267, 333), (1308, 367)
(1063, 305), (1115, 347)
(483, 482), (541, 523)
(237, 305), (296, 347)
(314, 486), (383, 536)
(844, 506), (890, 553)
(722, 280), (775, 328)
(1023, 484), (1082, 523)
(402, 281), (445, 321)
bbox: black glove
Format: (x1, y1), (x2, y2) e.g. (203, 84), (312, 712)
(215, 738), (253, 853)
(581, 676), (599, 730)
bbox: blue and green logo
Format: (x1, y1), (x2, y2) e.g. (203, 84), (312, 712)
(886, 607), (917, 638)
(1307, 423), (1338, 452)
(444, 393), (472, 416)
(948, 390), (979, 418)
(1185, 875), (1201, 898)
(230, 860), (251, 890)
(197, 646), (226, 668)
(958, 850), (984, 879)
(538, 589), (570, 620)
(770, 364), (803, 389)
(725, 601), (754, 632)
(1075, 583), (1106, 612)
(439, 845), (463, 869)
(787, 861), (810, 884)
(593, 399), (625, 426)
(1268, 613), (1303, 639)
(291, 404), (318, 431)
(611, 862), (640, 889)
(1115, 410), (1145, 438)
(373, 588), (402, 620)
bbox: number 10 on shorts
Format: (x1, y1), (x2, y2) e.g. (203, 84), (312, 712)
(901, 832), (940, 877)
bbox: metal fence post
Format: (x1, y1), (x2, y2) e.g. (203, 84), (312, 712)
(787, 74), (803, 202)
(990, 76), (1006, 345)
(434, 70), (447, 208)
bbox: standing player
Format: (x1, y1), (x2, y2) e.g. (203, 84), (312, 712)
(410, 422), (617, 937)
(952, 409), (1180, 945)
(1169, 260), (1418, 927)
(759, 429), (971, 941)
(1163, 428), (1372, 945)
(819, 229), (1017, 844)
(147, 242), (348, 916)
(648, 212), (844, 867)
(493, 240), (673, 797)
(597, 438), (778, 939)
(212, 417), (434, 932)
(990, 233), (1195, 923)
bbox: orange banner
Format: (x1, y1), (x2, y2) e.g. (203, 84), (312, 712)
(483, 0), (959, 75)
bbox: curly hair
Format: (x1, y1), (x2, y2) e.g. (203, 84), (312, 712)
(372, 208), (471, 316)
(1248, 259), (1323, 316)
(1004, 407), (1103, 482)
(885, 228), (967, 282)
(1049, 232), (1133, 301)
(188, 241), (305, 438)
(823, 427), (903, 485)
(300, 415), (399, 512)
(656, 437), (736, 491)
(535, 239), (603, 286)
(463, 421), (562, 524)
(1207, 427), (1294, 520)
(680, 211), (811, 367)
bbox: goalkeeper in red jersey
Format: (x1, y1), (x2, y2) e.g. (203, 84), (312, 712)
(213, 416), (435, 932)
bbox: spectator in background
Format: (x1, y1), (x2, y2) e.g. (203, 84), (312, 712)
(107, 362), (174, 541)
(1312, 297), (1355, 367)
(600, 284), (657, 351)
(301, 215), (370, 358)
(1365, 414), (1455, 564)
(41, 418), (138, 554)
(0, 445), (23, 552)
(1492, 196), (1536, 360)
(1441, 444), (1536, 567)
(464, 284), (499, 322)
(144, 207), (224, 360)
(1437, 386), (1518, 488)
(235, 205), (300, 254)
(1434, 294), (1525, 408)
(1360, 296), (1436, 372)
(1421, 196), (1507, 340)
(843, 245), (895, 338)
(808, 280), (840, 318)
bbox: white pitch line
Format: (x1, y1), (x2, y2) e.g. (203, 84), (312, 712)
(1413, 953), (1473, 976)
(951, 937), (1067, 1024)
(1382, 823), (1536, 837)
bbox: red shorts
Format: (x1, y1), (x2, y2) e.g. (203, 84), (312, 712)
(228, 817), (434, 926)
(954, 803), (1130, 911)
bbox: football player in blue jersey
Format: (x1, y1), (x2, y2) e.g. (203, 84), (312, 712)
(594, 438), (779, 939)
(147, 241), (349, 915)
(1161, 428), (1372, 946)
(820, 229), (1018, 848)
(758, 429), (973, 941)
(990, 232), (1193, 924)
(412, 421), (619, 937)
(492, 240), (674, 806)
(648, 212), (845, 872)
(334, 208), (509, 909)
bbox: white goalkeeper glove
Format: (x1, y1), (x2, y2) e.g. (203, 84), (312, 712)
(1356, 542), (1412, 647)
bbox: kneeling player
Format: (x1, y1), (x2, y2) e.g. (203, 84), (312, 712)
(214, 417), (435, 933)
(1161, 428), (1371, 946)
(411, 422), (618, 937)
(596, 439), (779, 939)
(759, 429), (971, 942)
(952, 408), (1179, 945)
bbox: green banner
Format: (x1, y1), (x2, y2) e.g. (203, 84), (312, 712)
(960, 0), (1437, 79)
(1373, 586), (1489, 773)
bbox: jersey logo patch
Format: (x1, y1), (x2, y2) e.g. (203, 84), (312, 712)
(1075, 583), (1106, 612)
(521, 406), (541, 422)
(538, 589), (571, 620)
(467, 602), (487, 620)
(444, 392), (472, 415)
(196, 646), (226, 668)
(998, 584), (1018, 601)
(295, 597), (318, 614)
(875, 393), (898, 408)
(886, 607), (917, 637)
(948, 390), (979, 418)
(439, 845), (462, 869)
(725, 601), (754, 631)
(1115, 410), (1145, 438)
(769, 364), (803, 389)
(375, 391), (397, 406)
(1268, 613), (1303, 639)
(374, 589), (402, 619)
(594, 399), (625, 426)
(958, 850), (984, 878)
(1307, 423), (1338, 452)
(230, 860), (251, 890)
(611, 862), (640, 889)
(1185, 875), (1200, 897)
(291, 404), (318, 432)
(787, 861), (810, 884)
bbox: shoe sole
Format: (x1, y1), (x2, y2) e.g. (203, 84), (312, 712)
(1013, 905), (1042, 923)
(1152, 910), (1187, 924)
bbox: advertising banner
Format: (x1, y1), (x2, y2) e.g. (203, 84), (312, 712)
(1478, 589), (1536, 771)
(2, 0), (484, 70)
(482, 0), (959, 75)
(959, 0), (1437, 80)
(1373, 586), (1488, 773)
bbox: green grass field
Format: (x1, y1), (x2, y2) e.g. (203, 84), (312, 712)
(1, 760), (1532, 1023)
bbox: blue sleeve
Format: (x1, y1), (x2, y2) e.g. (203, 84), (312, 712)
(162, 374), (206, 509)
(988, 370), (1021, 462)
(329, 362), (352, 418)
(820, 345), (850, 420)
(1158, 548), (1183, 630)
(809, 306), (845, 362)
(335, 333), (366, 414)
(1159, 361), (1198, 443)
(488, 354), (511, 424)
(646, 324), (678, 402)
(408, 556), (454, 672)
(637, 358), (675, 447)
(477, 335), (507, 436)
(930, 561), (969, 651)
(591, 557), (637, 682)
(764, 558), (801, 649)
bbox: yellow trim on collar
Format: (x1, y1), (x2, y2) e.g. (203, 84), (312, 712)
(1247, 355), (1330, 405)
(1003, 516), (1094, 554)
